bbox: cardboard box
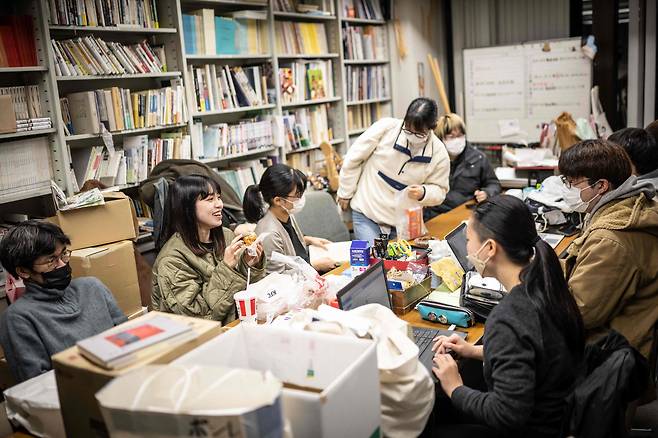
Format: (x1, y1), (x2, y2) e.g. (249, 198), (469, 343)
(174, 324), (381, 438)
(52, 312), (223, 438)
(350, 240), (371, 277)
(70, 240), (142, 317)
(48, 192), (137, 250)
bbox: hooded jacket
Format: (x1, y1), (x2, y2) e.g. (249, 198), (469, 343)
(565, 176), (658, 358)
(151, 229), (265, 325)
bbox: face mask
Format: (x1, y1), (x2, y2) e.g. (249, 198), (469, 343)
(40, 263), (72, 290)
(407, 133), (429, 147)
(466, 240), (492, 276)
(282, 194), (306, 215)
(444, 136), (466, 156)
(562, 181), (602, 213)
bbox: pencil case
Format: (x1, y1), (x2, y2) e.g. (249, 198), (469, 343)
(416, 300), (475, 328)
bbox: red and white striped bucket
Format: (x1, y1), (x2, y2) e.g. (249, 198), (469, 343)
(234, 290), (257, 324)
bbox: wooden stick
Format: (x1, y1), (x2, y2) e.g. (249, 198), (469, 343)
(427, 54), (451, 114)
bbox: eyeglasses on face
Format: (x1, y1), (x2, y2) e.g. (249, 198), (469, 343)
(33, 249), (72, 271)
(402, 128), (429, 139)
(560, 175), (590, 189)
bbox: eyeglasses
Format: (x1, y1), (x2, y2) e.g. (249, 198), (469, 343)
(402, 128), (429, 139)
(33, 249), (72, 271)
(560, 175), (592, 189)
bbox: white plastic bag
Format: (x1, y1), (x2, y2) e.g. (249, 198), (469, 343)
(270, 252), (329, 310)
(394, 189), (428, 240)
(4, 370), (65, 438)
(96, 365), (285, 438)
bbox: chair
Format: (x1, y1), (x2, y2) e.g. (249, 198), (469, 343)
(295, 190), (350, 242)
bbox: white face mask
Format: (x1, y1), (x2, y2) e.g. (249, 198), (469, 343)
(444, 136), (466, 157)
(282, 194), (306, 215)
(562, 181), (602, 213)
(406, 133), (429, 147)
(466, 240), (492, 276)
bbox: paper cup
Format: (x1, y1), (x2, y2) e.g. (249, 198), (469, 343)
(234, 290), (257, 324)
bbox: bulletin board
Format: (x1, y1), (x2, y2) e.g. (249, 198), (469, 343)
(463, 37), (592, 143)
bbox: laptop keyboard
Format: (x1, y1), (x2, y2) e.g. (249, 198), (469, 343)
(413, 327), (437, 354)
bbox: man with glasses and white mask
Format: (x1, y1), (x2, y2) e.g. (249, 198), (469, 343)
(0, 221), (126, 382)
(337, 98), (450, 243)
(424, 113), (501, 221)
(559, 139), (658, 359)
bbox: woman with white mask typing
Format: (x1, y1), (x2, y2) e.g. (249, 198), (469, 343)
(424, 113), (501, 221)
(243, 164), (336, 274)
(337, 98), (450, 243)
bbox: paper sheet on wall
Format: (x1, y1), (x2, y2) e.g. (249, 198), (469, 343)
(309, 241), (352, 264)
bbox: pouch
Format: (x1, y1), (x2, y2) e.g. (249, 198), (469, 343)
(416, 300), (475, 328)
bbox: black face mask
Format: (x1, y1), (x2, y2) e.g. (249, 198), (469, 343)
(40, 264), (72, 290)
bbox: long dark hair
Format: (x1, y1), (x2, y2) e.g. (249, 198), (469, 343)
(403, 97), (438, 132)
(243, 164), (307, 223)
(159, 174), (226, 256)
(471, 195), (585, 358)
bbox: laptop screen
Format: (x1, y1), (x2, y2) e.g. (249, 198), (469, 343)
(337, 261), (391, 311)
(445, 222), (473, 271)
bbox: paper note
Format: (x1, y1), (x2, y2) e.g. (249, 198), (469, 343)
(309, 241), (352, 264)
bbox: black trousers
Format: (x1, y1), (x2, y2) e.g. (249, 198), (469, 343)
(419, 357), (502, 438)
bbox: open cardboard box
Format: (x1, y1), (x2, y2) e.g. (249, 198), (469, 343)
(48, 192), (138, 250)
(173, 324), (381, 438)
(52, 312), (223, 438)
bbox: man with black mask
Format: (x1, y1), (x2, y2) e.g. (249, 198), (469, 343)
(0, 220), (126, 382)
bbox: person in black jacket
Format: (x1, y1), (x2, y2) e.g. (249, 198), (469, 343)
(424, 113), (501, 221)
(429, 195), (585, 437)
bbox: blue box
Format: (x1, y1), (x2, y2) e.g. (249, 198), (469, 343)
(350, 240), (371, 277)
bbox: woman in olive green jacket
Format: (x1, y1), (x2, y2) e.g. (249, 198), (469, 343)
(152, 175), (265, 325)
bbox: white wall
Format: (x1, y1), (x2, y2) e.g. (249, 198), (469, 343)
(387, 0), (450, 118)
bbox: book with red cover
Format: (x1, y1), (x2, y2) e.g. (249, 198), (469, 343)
(0, 25), (19, 67)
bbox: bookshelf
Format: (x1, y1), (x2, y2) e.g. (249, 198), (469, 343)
(1, 0), (394, 209)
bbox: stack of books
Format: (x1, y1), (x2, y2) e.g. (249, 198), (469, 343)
(192, 119), (274, 159)
(188, 64), (269, 113)
(342, 0), (384, 20)
(348, 102), (389, 131)
(282, 104), (333, 151)
(0, 86), (52, 133)
(0, 16), (38, 67)
(182, 9), (269, 56)
(48, 0), (160, 28)
(60, 83), (186, 135)
(75, 132), (191, 187)
(217, 158), (277, 200)
(343, 25), (387, 60)
(51, 36), (167, 77)
(345, 65), (389, 102)
(279, 60), (333, 104)
(274, 22), (329, 55)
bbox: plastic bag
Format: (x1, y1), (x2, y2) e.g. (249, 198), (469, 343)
(269, 252), (329, 310)
(394, 189), (428, 240)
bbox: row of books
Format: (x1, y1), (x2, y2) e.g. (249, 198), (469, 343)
(218, 158), (276, 201)
(273, 0), (335, 15)
(0, 137), (53, 201)
(192, 119), (273, 159)
(274, 22), (329, 55)
(188, 64), (269, 113)
(279, 60), (333, 104)
(51, 36), (167, 77)
(0, 85), (47, 122)
(281, 104), (333, 152)
(182, 9), (269, 56)
(0, 16), (38, 67)
(343, 25), (387, 60)
(348, 101), (390, 131)
(75, 132), (191, 187)
(60, 84), (186, 135)
(47, 0), (160, 28)
(286, 148), (320, 174)
(342, 0), (384, 20)
(131, 198), (152, 219)
(345, 65), (389, 102)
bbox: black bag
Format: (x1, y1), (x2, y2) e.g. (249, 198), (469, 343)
(459, 271), (507, 321)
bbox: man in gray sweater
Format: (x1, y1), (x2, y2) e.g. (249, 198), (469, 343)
(0, 221), (126, 382)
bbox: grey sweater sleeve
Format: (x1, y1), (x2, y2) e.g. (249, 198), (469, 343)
(1, 313), (50, 382)
(451, 317), (536, 432)
(100, 283), (128, 325)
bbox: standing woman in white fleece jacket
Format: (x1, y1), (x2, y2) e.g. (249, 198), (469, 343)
(337, 98), (450, 243)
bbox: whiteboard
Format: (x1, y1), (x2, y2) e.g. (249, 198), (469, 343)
(463, 38), (592, 143)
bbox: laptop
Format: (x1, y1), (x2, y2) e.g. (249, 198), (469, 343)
(337, 262), (464, 373)
(445, 222), (472, 271)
